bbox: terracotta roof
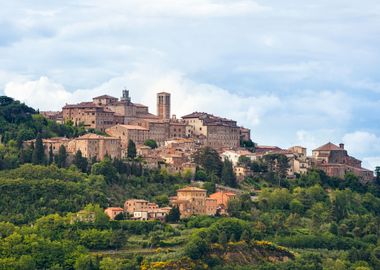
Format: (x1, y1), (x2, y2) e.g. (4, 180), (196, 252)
(93, 94), (117, 99)
(177, 186), (206, 192)
(63, 102), (99, 109)
(313, 142), (344, 151)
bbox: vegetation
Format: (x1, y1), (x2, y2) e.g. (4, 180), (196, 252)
(1, 96), (380, 269)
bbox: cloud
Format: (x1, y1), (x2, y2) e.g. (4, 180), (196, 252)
(342, 131), (380, 156)
(4, 77), (71, 110)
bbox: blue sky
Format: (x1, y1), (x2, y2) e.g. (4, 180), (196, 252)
(1, 0), (380, 169)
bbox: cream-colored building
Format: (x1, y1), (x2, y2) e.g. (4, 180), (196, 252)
(182, 112), (241, 150)
(106, 124), (149, 149)
(67, 134), (121, 160)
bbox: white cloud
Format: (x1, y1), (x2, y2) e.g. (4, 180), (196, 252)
(362, 157), (380, 171)
(342, 131), (380, 156)
(4, 76), (71, 111)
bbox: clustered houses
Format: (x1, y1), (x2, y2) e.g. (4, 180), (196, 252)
(104, 199), (172, 221)
(36, 90), (375, 183)
(222, 143), (374, 183)
(170, 186), (236, 218)
(104, 187), (237, 220)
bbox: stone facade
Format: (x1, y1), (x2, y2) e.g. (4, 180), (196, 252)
(312, 142), (374, 182)
(171, 186), (217, 218)
(182, 112), (242, 150)
(67, 134), (121, 160)
(157, 92), (171, 120)
(105, 124), (149, 148)
(62, 90), (158, 132)
(24, 137), (71, 156)
(104, 207), (124, 220)
(209, 191), (236, 214)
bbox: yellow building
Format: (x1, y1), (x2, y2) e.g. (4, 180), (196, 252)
(171, 186), (217, 218)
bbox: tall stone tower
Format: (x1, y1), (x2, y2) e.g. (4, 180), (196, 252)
(157, 92), (171, 120)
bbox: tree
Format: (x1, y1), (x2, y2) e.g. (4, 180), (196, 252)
(221, 159), (237, 187)
(375, 166), (380, 183)
(91, 158), (119, 184)
(74, 254), (98, 270)
(184, 236), (209, 260)
(99, 257), (125, 270)
(165, 206), (180, 223)
(193, 147), (223, 178)
(32, 134), (45, 165)
(144, 139), (158, 149)
(48, 145), (54, 165)
(240, 229), (251, 242)
(218, 231), (228, 247)
(127, 139), (137, 159)
(55, 145), (68, 168)
(73, 150), (88, 172)
(195, 169), (208, 181)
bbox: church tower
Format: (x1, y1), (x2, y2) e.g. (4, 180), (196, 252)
(157, 92), (171, 120)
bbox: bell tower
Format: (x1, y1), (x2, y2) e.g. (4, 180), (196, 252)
(157, 92), (171, 120)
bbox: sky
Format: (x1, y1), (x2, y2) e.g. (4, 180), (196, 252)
(0, 0), (380, 169)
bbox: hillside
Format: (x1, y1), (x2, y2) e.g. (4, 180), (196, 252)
(0, 96), (380, 269)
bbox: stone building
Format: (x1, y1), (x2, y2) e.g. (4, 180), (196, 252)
(157, 92), (171, 120)
(67, 133), (121, 160)
(105, 124), (149, 148)
(170, 186), (217, 218)
(312, 142), (374, 182)
(62, 90), (158, 132)
(209, 191), (236, 214)
(24, 137), (71, 156)
(104, 207), (124, 220)
(182, 112), (242, 150)
(124, 199), (171, 221)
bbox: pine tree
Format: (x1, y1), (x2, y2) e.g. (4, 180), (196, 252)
(127, 139), (137, 159)
(32, 134), (45, 165)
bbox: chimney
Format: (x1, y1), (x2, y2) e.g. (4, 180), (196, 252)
(339, 143), (344, 149)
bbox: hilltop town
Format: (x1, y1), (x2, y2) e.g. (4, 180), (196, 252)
(33, 89), (374, 222)
(0, 92), (379, 270)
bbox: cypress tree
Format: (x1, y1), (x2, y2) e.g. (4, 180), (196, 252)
(221, 159), (237, 188)
(127, 139), (137, 159)
(32, 134), (45, 165)
(48, 145), (54, 165)
(56, 145), (68, 168)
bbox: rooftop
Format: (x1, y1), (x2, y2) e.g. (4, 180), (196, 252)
(313, 142), (344, 152)
(177, 186), (206, 192)
(93, 94), (118, 100)
(76, 133), (119, 140)
(117, 124), (149, 131)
